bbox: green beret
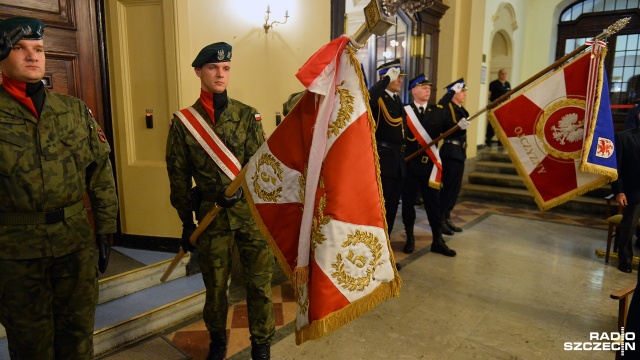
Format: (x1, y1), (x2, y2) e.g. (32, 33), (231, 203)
(0, 17), (45, 40)
(192, 42), (232, 67)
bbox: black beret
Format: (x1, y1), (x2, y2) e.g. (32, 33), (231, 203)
(0, 17), (45, 40)
(192, 42), (232, 67)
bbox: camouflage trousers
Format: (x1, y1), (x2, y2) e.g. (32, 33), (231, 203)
(197, 223), (275, 344)
(0, 245), (98, 360)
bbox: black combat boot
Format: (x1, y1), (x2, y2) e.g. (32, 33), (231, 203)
(441, 211), (454, 235)
(445, 211), (462, 232)
(251, 342), (270, 360)
(206, 332), (227, 360)
(431, 237), (456, 257)
(403, 227), (415, 254)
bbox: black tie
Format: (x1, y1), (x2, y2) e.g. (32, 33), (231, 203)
(393, 94), (401, 104)
(419, 106), (424, 115)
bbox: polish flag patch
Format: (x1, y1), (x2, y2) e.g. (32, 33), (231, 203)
(254, 113), (262, 121)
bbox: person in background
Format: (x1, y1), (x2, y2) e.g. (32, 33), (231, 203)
(166, 42), (274, 360)
(486, 69), (510, 147)
(611, 123), (640, 274)
(368, 59), (406, 237)
(624, 103), (640, 247)
(438, 78), (470, 235)
(401, 74), (456, 257)
(0, 16), (118, 359)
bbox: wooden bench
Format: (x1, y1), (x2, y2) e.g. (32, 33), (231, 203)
(611, 283), (636, 330)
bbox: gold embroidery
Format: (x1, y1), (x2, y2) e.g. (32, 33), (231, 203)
(328, 80), (354, 137)
(252, 153), (284, 202)
(331, 229), (383, 292)
(536, 98), (585, 160)
(377, 97), (404, 138)
(311, 191), (331, 251)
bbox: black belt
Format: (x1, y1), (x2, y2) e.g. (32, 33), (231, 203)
(444, 139), (467, 148)
(377, 141), (406, 152)
(0, 200), (85, 225)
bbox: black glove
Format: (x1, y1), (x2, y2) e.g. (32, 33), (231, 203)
(96, 234), (111, 274)
(216, 186), (243, 208)
(181, 223), (197, 253)
(0, 27), (26, 62)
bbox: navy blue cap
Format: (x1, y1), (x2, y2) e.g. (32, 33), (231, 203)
(408, 74), (432, 90)
(376, 59), (406, 77)
(444, 78), (468, 92)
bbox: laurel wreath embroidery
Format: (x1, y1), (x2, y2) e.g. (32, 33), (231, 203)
(311, 188), (330, 251)
(536, 98), (585, 160)
(328, 80), (354, 138)
(331, 230), (383, 292)
(252, 153), (284, 202)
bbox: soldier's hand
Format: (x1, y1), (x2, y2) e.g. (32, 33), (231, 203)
(458, 118), (470, 130)
(0, 27), (26, 62)
(452, 82), (464, 93)
(96, 234), (111, 274)
(217, 186), (243, 208)
(181, 223), (197, 253)
(386, 67), (401, 82)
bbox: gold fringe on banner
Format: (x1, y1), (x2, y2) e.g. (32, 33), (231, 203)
(579, 47), (618, 180)
(294, 275), (402, 345)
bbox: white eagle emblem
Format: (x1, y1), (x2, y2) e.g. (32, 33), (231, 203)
(551, 113), (584, 145)
(217, 49), (225, 61)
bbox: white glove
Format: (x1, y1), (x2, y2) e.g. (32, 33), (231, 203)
(458, 118), (470, 130)
(386, 67), (400, 82)
(452, 82), (464, 93)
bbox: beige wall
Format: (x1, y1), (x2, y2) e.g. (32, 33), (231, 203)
(107, 0), (330, 238)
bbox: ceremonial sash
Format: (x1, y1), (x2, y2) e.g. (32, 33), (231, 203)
(174, 107), (241, 180)
(405, 105), (442, 189)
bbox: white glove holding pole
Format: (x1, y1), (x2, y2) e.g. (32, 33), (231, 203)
(458, 118), (470, 130)
(452, 82), (464, 93)
(386, 67), (400, 82)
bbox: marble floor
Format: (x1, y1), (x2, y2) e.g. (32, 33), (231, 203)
(161, 200), (635, 360)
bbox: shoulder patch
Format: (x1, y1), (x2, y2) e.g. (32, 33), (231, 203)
(254, 113), (262, 121)
(97, 128), (107, 143)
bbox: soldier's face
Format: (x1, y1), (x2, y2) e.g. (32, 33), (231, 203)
(195, 61), (230, 94)
(453, 89), (467, 105)
(0, 39), (46, 83)
(386, 75), (403, 93)
(412, 84), (431, 103)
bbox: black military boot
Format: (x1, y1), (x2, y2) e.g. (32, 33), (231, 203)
(431, 237), (456, 257)
(445, 211), (462, 232)
(206, 333), (227, 360)
(441, 212), (454, 235)
(251, 342), (270, 360)
(403, 227), (415, 254)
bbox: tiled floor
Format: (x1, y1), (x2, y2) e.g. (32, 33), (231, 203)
(164, 200), (629, 359)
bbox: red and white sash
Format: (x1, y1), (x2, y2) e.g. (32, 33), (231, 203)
(404, 105), (442, 189)
(174, 107), (241, 180)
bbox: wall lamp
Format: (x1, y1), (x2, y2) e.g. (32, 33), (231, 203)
(264, 5), (289, 33)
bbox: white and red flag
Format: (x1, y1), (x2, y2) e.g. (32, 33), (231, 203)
(488, 43), (617, 211)
(244, 36), (401, 344)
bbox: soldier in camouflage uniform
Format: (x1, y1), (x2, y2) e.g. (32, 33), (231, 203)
(166, 42), (274, 360)
(0, 17), (118, 360)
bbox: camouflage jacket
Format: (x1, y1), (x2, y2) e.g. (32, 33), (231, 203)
(0, 87), (118, 260)
(166, 98), (265, 230)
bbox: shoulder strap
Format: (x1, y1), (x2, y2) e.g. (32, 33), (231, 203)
(174, 106), (241, 180)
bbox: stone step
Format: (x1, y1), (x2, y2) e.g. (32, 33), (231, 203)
(461, 183), (609, 216)
(474, 160), (517, 175)
(467, 171), (525, 188)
